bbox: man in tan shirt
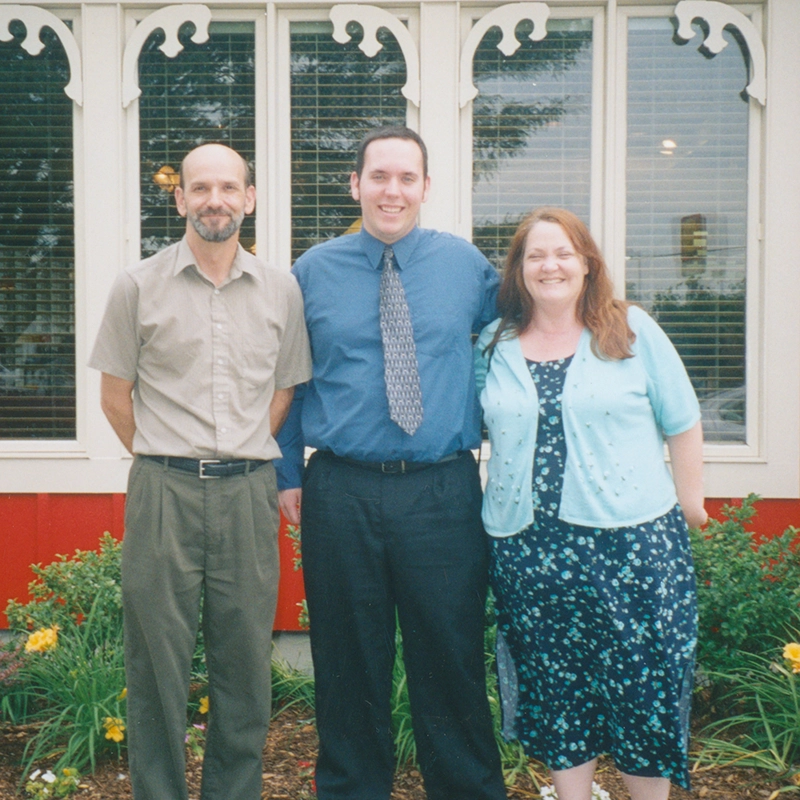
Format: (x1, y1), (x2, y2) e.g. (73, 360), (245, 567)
(90, 143), (311, 800)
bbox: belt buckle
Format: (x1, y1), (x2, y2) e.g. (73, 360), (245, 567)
(381, 460), (405, 474)
(198, 459), (221, 479)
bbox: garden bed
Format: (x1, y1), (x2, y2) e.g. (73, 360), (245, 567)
(0, 705), (790, 800)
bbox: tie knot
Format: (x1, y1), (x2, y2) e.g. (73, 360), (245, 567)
(383, 246), (395, 268)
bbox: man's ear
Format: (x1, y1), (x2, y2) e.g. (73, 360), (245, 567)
(174, 186), (187, 218)
(350, 171), (361, 202)
(245, 184), (256, 215)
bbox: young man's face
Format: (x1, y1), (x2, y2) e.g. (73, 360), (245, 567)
(350, 137), (430, 245)
(175, 144), (255, 243)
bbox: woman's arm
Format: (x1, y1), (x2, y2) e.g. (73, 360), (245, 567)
(666, 420), (707, 528)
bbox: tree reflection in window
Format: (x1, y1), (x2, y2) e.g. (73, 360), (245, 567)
(626, 17), (748, 443)
(472, 19), (593, 268)
(291, 21), (406, 261)
(139, 23), (256, 258)
(0, 22), (75, 438)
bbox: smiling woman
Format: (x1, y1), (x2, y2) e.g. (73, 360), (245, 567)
(521, 221), (589, 321)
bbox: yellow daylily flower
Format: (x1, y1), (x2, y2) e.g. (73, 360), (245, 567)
(199, 696), (209, 715)
(784, 642), (800, 673)
(25, 625), (60, 653)
(103, 717), (126, 742)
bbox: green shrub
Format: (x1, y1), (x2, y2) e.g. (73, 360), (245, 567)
(691, 494), (800, 680)
(6, 533), (122, 635)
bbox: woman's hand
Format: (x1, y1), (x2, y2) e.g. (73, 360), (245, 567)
(666, 421), (707, 528)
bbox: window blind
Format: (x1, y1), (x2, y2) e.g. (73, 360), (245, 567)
(472, 19), (593, 269)
(138, 23), (256, 258)
(290, 21), (407, 261)
(0, 24), (75, 439)
(626, 18), (748, 443)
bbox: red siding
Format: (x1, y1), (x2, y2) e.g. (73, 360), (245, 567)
(3, 494), (799, 630)
(0, 494), (306, 631)
(705, 497), (800, 538)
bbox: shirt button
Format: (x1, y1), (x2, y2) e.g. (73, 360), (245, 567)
(216, 323), (223, 330)
(214, 289), (220, 295)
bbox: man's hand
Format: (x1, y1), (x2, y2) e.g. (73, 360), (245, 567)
(279, 488), (302, 526)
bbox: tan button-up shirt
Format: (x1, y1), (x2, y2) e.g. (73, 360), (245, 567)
(90, 238), (311, 460)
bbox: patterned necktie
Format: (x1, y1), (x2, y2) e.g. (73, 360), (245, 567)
(379, 245), (424, 435)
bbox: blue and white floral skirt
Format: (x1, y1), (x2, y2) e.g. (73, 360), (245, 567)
(489, 357), (697, 789)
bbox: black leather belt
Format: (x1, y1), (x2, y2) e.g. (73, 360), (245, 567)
(143, 455), (269, 479)
(322, 450), (463, 475)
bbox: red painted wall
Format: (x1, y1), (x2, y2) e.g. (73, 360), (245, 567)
(0, 494), (306, 631)
(704, 497), (800, 537)
(2, 494), (799, 631)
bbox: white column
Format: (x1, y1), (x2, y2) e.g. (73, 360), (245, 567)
(79, 5), (132, 480)
(418, 2), (460, 236)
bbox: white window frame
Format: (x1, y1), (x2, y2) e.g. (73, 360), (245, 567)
(616, 4), (764, 489)
(0, 7), (85, 460)
(1, 0), (797, 501)
(460, 1), (798, 498)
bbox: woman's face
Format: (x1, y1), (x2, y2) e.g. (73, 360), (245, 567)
(521, 220), (589, 312)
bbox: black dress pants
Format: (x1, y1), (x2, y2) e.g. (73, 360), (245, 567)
(301, 449), (507, 800)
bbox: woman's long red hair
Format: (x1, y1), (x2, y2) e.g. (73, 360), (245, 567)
(485, 207), (634, 360)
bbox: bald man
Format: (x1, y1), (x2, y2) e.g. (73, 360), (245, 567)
(90, 144), (311, 800)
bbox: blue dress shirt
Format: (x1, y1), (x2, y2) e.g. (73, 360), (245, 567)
(275, 226), (499, 489)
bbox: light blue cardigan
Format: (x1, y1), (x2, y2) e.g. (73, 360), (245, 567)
(474, 306), (701, 537)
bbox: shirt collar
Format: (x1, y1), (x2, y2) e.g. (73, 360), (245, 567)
(359, 225), (421, 271)
(173, 236), (261, 284)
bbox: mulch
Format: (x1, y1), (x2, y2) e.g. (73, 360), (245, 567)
(0, 704), (793, 799)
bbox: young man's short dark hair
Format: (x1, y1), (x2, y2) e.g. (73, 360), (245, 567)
(354, 125), (429, 178)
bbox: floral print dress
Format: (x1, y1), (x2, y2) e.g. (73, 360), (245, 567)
(490, 356), (697, 789)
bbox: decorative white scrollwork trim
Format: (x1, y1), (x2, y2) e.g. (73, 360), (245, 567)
(0, 5), (83, 105)
(122, 5), (212, 108)
(675, 0), (766, 105)
(329, 5), (420, 107)
(459, 3), (549, 108)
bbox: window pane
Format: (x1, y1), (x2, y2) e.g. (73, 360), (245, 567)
(472, 19), (593, 268)
(139, 23), (256, 258)
(0, 24), (75, 439)
(291, 21), (407, 261)
(626, 18), (748, 443)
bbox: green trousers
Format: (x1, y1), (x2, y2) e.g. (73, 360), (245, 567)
(122, 456), (280, 800)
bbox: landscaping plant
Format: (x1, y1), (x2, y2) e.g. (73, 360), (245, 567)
(10, 584), (127, 774)
(23, 767), (81, 799)
(5, 533), (123, 635)
(695, 630), (800, 789)
(7, 496), (800, 790)
(690, 494), (800, 682)
(2, 533), (314, 777)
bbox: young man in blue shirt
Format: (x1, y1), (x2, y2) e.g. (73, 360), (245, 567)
(276, 126), (507, 800)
